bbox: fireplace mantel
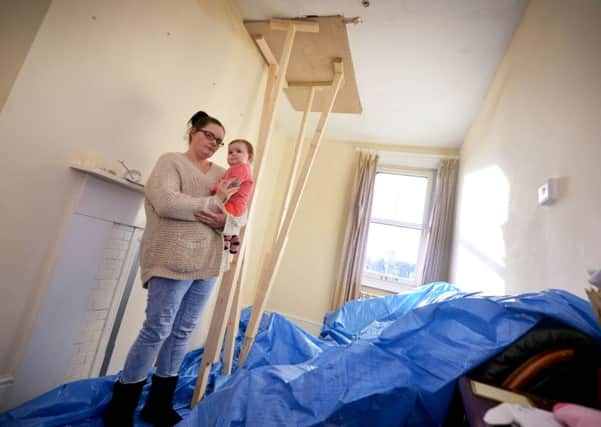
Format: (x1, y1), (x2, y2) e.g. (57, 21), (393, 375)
(10, 165), (146, 407)
(70, 162), (145, 194)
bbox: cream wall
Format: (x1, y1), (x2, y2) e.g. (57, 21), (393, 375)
(265, 139), (357, 332)
(0, 0), (51, 111)
(0, 0), (274, 384)
(10, 0), (597, 406)
(239, 124), (296, 307)
(450, 0), (601, 296)
(260, 138), (459, 332)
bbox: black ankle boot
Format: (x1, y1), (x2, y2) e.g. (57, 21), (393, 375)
(104, 378), (146, 427)
(140, 375), (183, 426)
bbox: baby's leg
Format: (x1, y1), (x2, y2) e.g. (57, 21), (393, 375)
(223, 235), (232, 251)
(223, 215), (242, 253)
(229, 235), (240, 254)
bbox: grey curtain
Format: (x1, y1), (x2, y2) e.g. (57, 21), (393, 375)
(420, 158), (459, 284)
(331, 151), (378, 310)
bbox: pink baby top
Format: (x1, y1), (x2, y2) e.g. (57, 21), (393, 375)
(212, 162), (254, 217)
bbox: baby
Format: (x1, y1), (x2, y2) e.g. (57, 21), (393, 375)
(212, 139), (254, 253)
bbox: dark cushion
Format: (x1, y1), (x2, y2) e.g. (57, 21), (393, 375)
(469, 318), (601, 407)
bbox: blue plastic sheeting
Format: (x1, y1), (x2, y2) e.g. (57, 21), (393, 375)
(320, 282), (466, 344)
(2, 282), (600, 426)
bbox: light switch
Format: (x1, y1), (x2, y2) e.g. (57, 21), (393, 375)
(538, 178), (558, 206)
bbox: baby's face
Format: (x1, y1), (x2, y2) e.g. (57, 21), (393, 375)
(227, 142), (251, 165)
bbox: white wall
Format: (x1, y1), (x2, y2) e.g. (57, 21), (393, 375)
(0, 0), (269, 393)
(451, 0), (601, 296)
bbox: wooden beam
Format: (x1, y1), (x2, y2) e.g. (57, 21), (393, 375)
(270, 19), (319, 33)
(277, 86), (316, 237)
(287, 81), (333, 88)
(220, 42), (325, 380)
(238, 60), (345, 365)
(334, 57), (343, 73)
(221, 256), (244, 375)
(254, 24), (296, 164)
(245, 17), (360, 114)
(191, 243), (245, 406)
(191, 23), (301, 406)
(254, 35), (277, 65)
(191, 64), (278, 406)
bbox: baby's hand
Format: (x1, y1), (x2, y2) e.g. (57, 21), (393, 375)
(216, 178), (240, 202)
(228, 178), (241, 188)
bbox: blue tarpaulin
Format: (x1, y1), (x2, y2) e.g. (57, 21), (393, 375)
(2, 282), (600, 426)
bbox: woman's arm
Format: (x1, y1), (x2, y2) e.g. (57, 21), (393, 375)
(194, 179), (240, 230)
(194, 209), (227, 230)
(145, 155), (224, 221)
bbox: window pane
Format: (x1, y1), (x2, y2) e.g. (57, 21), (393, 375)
(363, 223), (421, 280)
(371, 173), (428, 225)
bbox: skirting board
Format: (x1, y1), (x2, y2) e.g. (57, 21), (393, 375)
(0, 376), (15, 411)
(276, 311), (322, 337)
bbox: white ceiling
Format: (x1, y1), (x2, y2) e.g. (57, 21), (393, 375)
(234, 0), (526, 148)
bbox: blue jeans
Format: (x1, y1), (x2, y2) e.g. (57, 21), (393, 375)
(120, 277), (217, 383)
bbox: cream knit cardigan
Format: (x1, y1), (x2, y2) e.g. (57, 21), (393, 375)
(139, 152), (227, 286)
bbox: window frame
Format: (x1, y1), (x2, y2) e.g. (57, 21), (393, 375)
(362, 166), (435, 293)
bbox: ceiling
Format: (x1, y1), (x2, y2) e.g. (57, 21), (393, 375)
(234, 0), (527, 148)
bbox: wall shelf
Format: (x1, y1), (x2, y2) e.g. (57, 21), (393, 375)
(70, 163), (145, 194)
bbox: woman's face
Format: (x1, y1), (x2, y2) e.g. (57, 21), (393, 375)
(189, 122), (225, 160)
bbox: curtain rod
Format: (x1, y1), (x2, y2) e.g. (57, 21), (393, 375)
(355, 146), (460, 160)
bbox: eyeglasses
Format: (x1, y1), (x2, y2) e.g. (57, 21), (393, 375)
(199, 129), (224, 146)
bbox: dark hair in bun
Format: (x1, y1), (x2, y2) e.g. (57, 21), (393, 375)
(188, 111), (225, 143)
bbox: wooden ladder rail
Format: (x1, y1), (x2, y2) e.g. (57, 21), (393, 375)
(237, 59), (344, 365)
(190, 19), (318, 406)
(221, 84), (317, 376)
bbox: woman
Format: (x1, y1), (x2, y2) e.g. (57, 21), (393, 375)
(104, 111), (239, 427)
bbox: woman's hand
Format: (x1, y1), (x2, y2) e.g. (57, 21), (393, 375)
(215, 178), (240, 203)
(195, 209), (226, 230)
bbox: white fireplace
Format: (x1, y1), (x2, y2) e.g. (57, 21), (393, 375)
(8, 165), (145, 407)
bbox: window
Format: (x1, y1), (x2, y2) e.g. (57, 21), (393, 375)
(362, 170), (434, 292)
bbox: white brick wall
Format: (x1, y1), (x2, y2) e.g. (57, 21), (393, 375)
(65, 223), (135, 382)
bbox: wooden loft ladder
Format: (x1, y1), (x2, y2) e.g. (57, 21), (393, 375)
(191, 16), (361, 406)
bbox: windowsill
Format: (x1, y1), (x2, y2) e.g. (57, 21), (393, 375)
(362, 275), (420, 294)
